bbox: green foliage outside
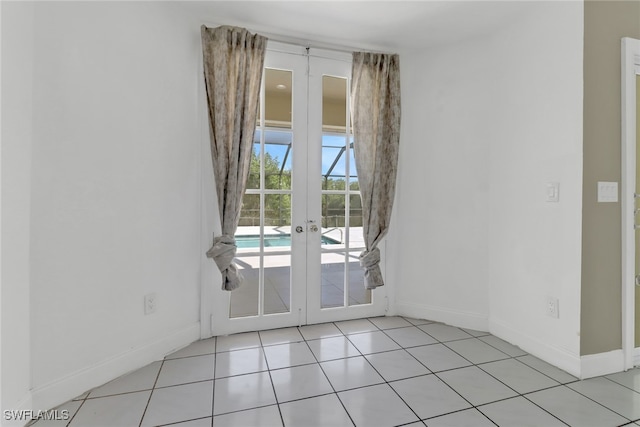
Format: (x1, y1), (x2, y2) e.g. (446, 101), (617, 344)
(239, 149), (362, 228)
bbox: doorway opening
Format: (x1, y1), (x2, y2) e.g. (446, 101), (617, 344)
(205, 44), (387, 337)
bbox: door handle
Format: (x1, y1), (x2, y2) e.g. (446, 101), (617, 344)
(309, 225), (319, 232)
(295, 226), (304, 233)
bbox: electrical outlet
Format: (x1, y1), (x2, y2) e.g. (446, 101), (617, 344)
(144, 293), (157, 315)
(545, 296), (559, 319)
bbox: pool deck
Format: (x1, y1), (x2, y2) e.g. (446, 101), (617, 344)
(230, 226), (370, 317)
(234, 226), (364, 268)
(235, 226), (364, 250)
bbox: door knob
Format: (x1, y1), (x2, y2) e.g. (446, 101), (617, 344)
(309, 225), (319, 232)
(295, 226), (304, 233)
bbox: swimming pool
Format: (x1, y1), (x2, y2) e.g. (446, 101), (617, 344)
(236, 234), (340, 249)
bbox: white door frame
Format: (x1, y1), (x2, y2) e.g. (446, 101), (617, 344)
(621, 37), (640, 370)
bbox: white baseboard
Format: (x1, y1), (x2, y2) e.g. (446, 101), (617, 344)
(491, 318), (626, 379)
(581, 350), (625, 379)
(490, 318), (581, 378)
(31, 322), (200, 414)
(395, 300), (489, 332)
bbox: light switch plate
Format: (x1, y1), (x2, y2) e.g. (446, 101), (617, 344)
(597, 181), (618, 203)
(546, 183), (559, 202)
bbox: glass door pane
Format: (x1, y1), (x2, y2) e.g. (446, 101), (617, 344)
(265, 68), (292, 128)
(231, 67), (295, 318)
(319, 74), (371, 309)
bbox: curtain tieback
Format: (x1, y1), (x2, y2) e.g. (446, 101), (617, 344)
(359, 247), (384, 290)
(207, 234), (243, 291)
(206, 234), (238, 272)
(359, 247), (381, 269)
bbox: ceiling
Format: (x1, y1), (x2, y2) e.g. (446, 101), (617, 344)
(176, 1), (539, 52)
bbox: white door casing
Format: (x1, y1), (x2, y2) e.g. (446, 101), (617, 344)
(621, 37), (640, 369)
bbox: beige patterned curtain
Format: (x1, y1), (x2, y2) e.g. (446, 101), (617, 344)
(351, 52), (401, 290)
(201, 25), (267, 291)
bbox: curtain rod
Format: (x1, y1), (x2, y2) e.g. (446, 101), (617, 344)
(200, 21), (395, 56)
(259, 31), (388, 55)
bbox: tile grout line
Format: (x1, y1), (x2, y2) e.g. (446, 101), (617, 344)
(604, 375), (640, 395)
(349, 321), (511, 424)
(561, 381), (636, 423)
(297, 322), (358, 427)
(210, 336), (216, 427)
(470, 353), (625, 427)
(434, 332), (581, 425)
(327, 320), (374, 421)
(367, 322), (557, 426)
(379, 325), (482, 418)
(517, 387), (576, 427)
(137, 358), (166, 427)
(421, 354), (570, 426)
(63, 393), (89, 427)
(474, 357), (565, 390)
(513, 356), (580, 386)
(155, 416), (212, 427)
(257, 330), (286, 427)
(210, 403), (283, 419)
(438, 347), (569, 426)
(340, 322), (427, 425)
(375, 322), (566, 426)
(372, 323), (486, 423)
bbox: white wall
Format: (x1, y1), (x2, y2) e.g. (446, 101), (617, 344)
(1, 2), (35, 422)
(391, 33), (493, 330)
(392, 2), (584, 375)
(23, 2), (205, 410)
(487, 2), (583, 375)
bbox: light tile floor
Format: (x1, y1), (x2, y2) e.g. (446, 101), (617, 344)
(31, 317), (640, 427)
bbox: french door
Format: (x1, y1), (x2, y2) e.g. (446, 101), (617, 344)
(208, 44), (386, 336)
